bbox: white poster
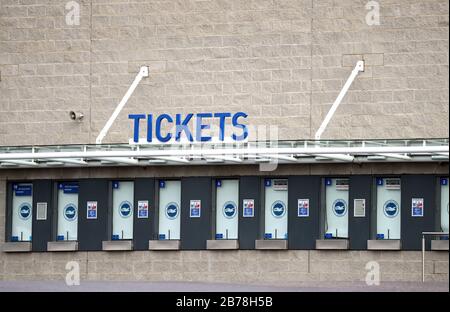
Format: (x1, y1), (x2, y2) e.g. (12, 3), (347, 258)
(243, 199), (255, 218)
(138, 200), (149, 219)
(411, 198), (424, 217)
(190, 200), (201, 218)
(86, 201), (98, 220)
(297, 199), (309, 217)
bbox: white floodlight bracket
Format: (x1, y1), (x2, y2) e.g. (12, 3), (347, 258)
(315, 61), (364, 141)
(95, 66), (149, 145)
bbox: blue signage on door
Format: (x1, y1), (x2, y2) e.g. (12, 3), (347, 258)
(58, 183), (79, 194)
(14, 184), (32, 196)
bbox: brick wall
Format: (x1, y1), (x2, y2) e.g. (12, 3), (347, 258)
(0, 250), (448, 282)
(0, 0), (448, 146)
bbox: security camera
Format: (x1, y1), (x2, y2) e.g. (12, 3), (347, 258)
(69, 111), (84, 121)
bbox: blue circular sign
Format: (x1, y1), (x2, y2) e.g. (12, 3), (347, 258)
(165, 202), (179, 220)
(18, 203), (31, 220)
(332, 199), (347, 217)
(223, 201), (237, 219)
(271, 200), (286, 218)
(383, 200), (399, 218)
(63, 204), (77, 221)
(119, 201), (132, 218)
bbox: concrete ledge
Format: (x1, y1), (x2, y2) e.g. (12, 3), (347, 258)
(207, 240), (239, 250)
(2, 242), (32, 253)
(47, 241), (78, 252)
(148, 240), (180, 250)
(367, 240), (401, 250)
(316, 239), (349, 250)
(431, 240), (449, 251)
(102, 240), (133, 251)
(255, 240), (287, 250)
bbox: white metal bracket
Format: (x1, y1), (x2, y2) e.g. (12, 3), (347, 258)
(95, 66), (149, 145)
(315, 61), (364, 141)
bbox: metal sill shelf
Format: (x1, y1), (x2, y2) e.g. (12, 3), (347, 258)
(148, 240), (180, 250)
(255, 239), (288, 250)
(316, 239), (349, 250)
(102, 240), (133, 251)
(2, 242), (32, 252)
(367, 240), (401, 250)
(206, 239), (239, 250)
(47, 241), (78, 252)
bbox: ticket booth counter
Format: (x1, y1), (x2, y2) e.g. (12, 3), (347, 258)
(432, 177), (449, 251)
(149, 180), (181, 250)
(255, 179), (288, 250)
(368, 178), (402, 250)
(207, 179), (239, 250)
(3, 183), (33, 252)
(316, 178), (350, 250)
(102, 181), (134, 251)
(47, 182), (79, 251)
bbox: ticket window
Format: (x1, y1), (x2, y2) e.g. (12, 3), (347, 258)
(56, 182), (79, 241)
(158, 180), (181, 240)
(376, 178), (401, 240)
(215, 179), (239, 240)
(112, 181), (134, 240)
(11, 183), (33, 242)
(440, 178), (449, 233)
(324, 178), (349, 238)
(264, 179), (288, 240)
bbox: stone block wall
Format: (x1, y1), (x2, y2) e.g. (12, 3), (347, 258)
(0, 0), (448, 145)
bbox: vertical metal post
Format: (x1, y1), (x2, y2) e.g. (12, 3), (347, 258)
(422, 234), (426, 283)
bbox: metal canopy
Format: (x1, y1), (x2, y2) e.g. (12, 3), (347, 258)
(0, 139), (448, 169)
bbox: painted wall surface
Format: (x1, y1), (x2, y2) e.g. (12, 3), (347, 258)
(0, 0), (448, 146)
